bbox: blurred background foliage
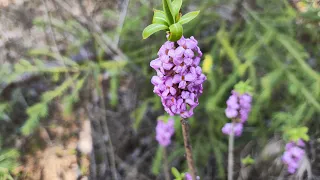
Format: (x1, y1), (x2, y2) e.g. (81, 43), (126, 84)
(0, 0), (319, 179)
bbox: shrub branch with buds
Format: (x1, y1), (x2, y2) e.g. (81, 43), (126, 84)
(143, 0), (204, 179)
(222, 81), (253, 180)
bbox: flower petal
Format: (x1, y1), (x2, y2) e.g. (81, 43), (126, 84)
(185, 73), (196, 81)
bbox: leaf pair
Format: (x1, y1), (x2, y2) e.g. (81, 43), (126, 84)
(234, 81), (253, 95)
(284, 126), (309, 142)
(142, 0), (200, 42)
(171, 167), (185, 180)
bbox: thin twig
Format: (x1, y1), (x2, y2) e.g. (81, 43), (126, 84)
(77, 0), (127, 60)
(228, 122), (235, 180)
(94, 71), (119, 180)
(41, 0), (76, 90)
(115, 0), (130, 46)
(76, 0), (119, 179)
(53, 0), (128, 60)
(99, 95), (119, 180)
(41, 0), (71, 68)
(163, 148), (170, 180)
(181, 118), (197, 180)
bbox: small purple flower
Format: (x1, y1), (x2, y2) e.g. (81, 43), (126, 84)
(185, 173), (200, 180)
(150, 36), (206, 118)
(225, 91), (252, 123)
(222, 90), (252, 137)
(155, 119), (175, 147)
(222, 123), (243, 137)
(297, 139), (306, 147)
(282, 139), (306, 174)
(225, 108), (238, 119)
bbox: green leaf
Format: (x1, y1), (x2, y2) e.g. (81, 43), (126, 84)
(131, 101), (148, 130)
(99, 61), (127, 72)
(62, 76), (87, 116)
(21, 103), (48, 135)
(287, 72), (320, 111)
(285, 127), (309, 142)
(172, 0), (182, 17)
(216, 28), (241, 70)
(110, 76), (119, 107)
(168, 23), (183, 42)
(142, 24), (168, 39)
(28, 48), (52, 57)
(162, 0), (175, 24)
(278, 35), (320, 81)
(234, 81), (253, 95)
(171, 167), (181, 178)
(241, 155), (255, 165)
(178, 11), (200, 25)
(152, 9), (169, 26)
(151, 146), (163, 175)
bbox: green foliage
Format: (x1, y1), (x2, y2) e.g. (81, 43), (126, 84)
(142, 24), (169, 39)
(168, 23), (183, 41)
(0, 140), (19, 180)
(127, 0), (320, 178)
(21, 102), (48, 135)
(284, 127), (309, 142)
(62, 76), (87, 116)
(0, 10), (129, 137)
(151, 146), (163, 175)
(216, 28), (241, 73)
(110, 76), (119, 107)
(171, 167), (185, 180)
(131, 100), (149, 131)
(241, 155), (255, 165)
(1, 0), (320, 179)
(0, 103), (10, 122)
(99, 61), (128, 73)
(0, 11), (128, 136)
(172, 0), (182, 20)
(0, 149), (19, 170)
(178, 11), (200, 25)
(142, 0), (200, 41)
(21, 75), (78, 135)
(234, 81), (253, 95)
(163, 0), (175, 25)
(0, 168), (14, 180)
(152, 9), (169, 26)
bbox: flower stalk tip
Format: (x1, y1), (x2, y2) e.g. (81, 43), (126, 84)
(142, 0), (200, 42)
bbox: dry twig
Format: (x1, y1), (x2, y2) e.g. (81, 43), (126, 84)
(181, 118), (197, 180)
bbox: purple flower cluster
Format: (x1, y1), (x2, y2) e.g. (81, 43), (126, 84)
(150, 36), (206, 118)
(222, 123), (243, 137)
(155, 118), (175, 147)
(185, 173), (200, 180)
(222, 90), (252, 136)
(225, 91), (252, 123)
(282, 139), (305, 174)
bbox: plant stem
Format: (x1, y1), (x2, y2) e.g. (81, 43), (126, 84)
(228, 122), (234, 180)
(163, 148), (170, 180)
(181, 118), (197, 180)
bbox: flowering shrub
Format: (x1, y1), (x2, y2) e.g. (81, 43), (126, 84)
(143, 0), (203, 179)
(150, 36), (206, 118)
